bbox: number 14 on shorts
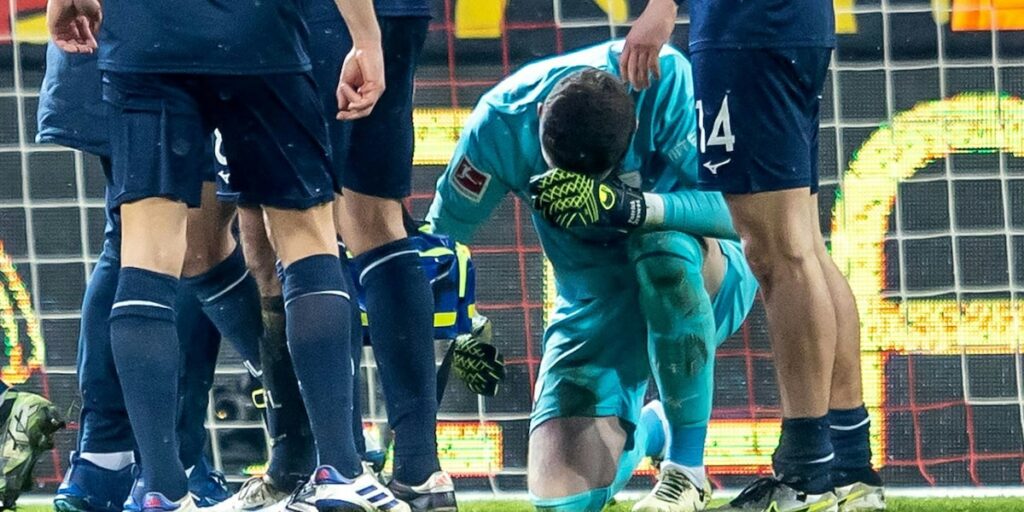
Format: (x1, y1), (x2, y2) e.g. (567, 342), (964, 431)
(696, 95), (735, 175)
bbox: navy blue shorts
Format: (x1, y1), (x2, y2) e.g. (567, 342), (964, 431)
(693, 47), (831, 195)
(315, 16), (429, 199)
(103, 71), (335, 210)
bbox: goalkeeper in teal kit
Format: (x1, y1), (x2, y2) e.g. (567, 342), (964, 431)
(428, 41), (758, 512)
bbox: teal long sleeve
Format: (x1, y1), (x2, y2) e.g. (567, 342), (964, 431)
(655, 189), (739, 241)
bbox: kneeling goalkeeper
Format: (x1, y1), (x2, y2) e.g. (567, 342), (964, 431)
(427, 41), (758, 512)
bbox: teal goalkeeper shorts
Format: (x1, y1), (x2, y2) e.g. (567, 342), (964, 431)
(530, 238), (758, 435)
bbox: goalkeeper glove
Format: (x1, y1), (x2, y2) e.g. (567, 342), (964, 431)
(452, 315), (506, 396)
(529, 168), (646, 235)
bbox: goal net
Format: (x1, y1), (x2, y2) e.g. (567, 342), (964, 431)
(1, 0), (1022, 493)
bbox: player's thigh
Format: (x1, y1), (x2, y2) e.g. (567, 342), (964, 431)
(528, 416), (627, 498)
(342, 17), (429, 201)
(725, 189), (820, 274)
(532, 293), (649, 435)
(103, 72), (210, 273)
(237, 206), (281, 297)
(263, 203), (338, 267)
(692, 47), (831, 195)
(183, 182), (237, 278)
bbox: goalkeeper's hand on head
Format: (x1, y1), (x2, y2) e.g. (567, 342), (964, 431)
(529, 168), (647, 239)
(453, 315), (506, 396)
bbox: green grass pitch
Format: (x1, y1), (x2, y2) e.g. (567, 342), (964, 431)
(20, 498), (1024, 511)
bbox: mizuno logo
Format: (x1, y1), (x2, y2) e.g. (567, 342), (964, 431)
(702, 159), (731, 175)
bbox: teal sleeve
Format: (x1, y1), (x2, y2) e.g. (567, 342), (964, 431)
(657, 189), (739, 241)
(427, 105), (514, 244)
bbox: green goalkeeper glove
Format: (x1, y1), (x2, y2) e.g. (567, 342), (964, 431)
(529, 168), (646, 236)
(452, 315), (506, 396)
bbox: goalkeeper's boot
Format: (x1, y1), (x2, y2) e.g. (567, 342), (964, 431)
(140, 493), (200, 512)
(387, 471), (457, 512)
(54, 452), (135, 512)
(632, 463), (711, 512)
(285, 465), (410, 512)
(834, 468), (885, 511)
(209, 475), (291, 512)
(0, 389), (65, 508)
(714, 477), (838, 512)
(188, 456), (231, 507)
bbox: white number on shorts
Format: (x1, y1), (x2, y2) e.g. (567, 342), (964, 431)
(696, 95), (736, 153)
(213, 129), (228, 167)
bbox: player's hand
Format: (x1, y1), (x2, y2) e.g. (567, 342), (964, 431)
(529, 168), (646, 235)
(47, 0), (102, 54)
(337, 43), (385, 121)
(620, 0), (677, 90)
(453, 315), (505, 396)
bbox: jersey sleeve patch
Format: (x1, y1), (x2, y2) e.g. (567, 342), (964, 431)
(451, 156), (492, 202)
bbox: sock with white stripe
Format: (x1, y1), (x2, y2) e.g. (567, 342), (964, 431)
(80, 451), (135, 471)
(109, 267), (187, 500)
(282, 254), (362, 478)
(181, 245), (262, 371)
(772, 416), (834, 494)
(353, 238), (440, 485)
(828, 405), (874, 485)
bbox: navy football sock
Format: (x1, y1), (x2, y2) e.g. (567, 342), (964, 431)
(181, 246), (262, 373)
(175, 293), (220, 470)
(283, 255), (362, 478)
(772, 417), (834, 495)
(109, 267), (187, 500)
(354, 238), (440, 485)
(260, 295), (316, 488)
(828, 405), (875, 485)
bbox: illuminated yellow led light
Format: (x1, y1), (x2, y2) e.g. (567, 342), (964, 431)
(381, 421), (503, 477)
(0, 241), (44, 385)
(414, 108), (473, 166)
(832, 93), (1024, 356)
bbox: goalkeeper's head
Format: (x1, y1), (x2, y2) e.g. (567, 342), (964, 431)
(539, 68), (636, 179)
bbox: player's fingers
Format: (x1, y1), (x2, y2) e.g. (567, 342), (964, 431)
(75, 17), (98, 51)
(336, 83), (364, 116)
(337, 103), (374, 121)
(628, 49), (645, 90)
(619, 44), (633, 84)
(638, 50), (652, 89)
(647, 49), (660, 83)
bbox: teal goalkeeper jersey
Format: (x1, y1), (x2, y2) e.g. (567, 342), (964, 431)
(428, 40), (735, 300)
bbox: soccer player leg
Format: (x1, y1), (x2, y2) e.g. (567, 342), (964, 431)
(240, 206), (317, 498)
(528, 292), (649, 511)
(179, 179), (263, 377)
(808, 196), (884, 509)
(335, 17), (451, 500)
(104, 71), (209, 503)
(57, 173), (135, 512)
(173, 291), (230, 507)
(693, 48), (838, 509)
(629, 231), (716, 512)
(212, 73), (405, 511)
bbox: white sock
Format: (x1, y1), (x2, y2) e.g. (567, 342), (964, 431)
(81, 451), (135, 471)
(662, 460), (706, 488)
